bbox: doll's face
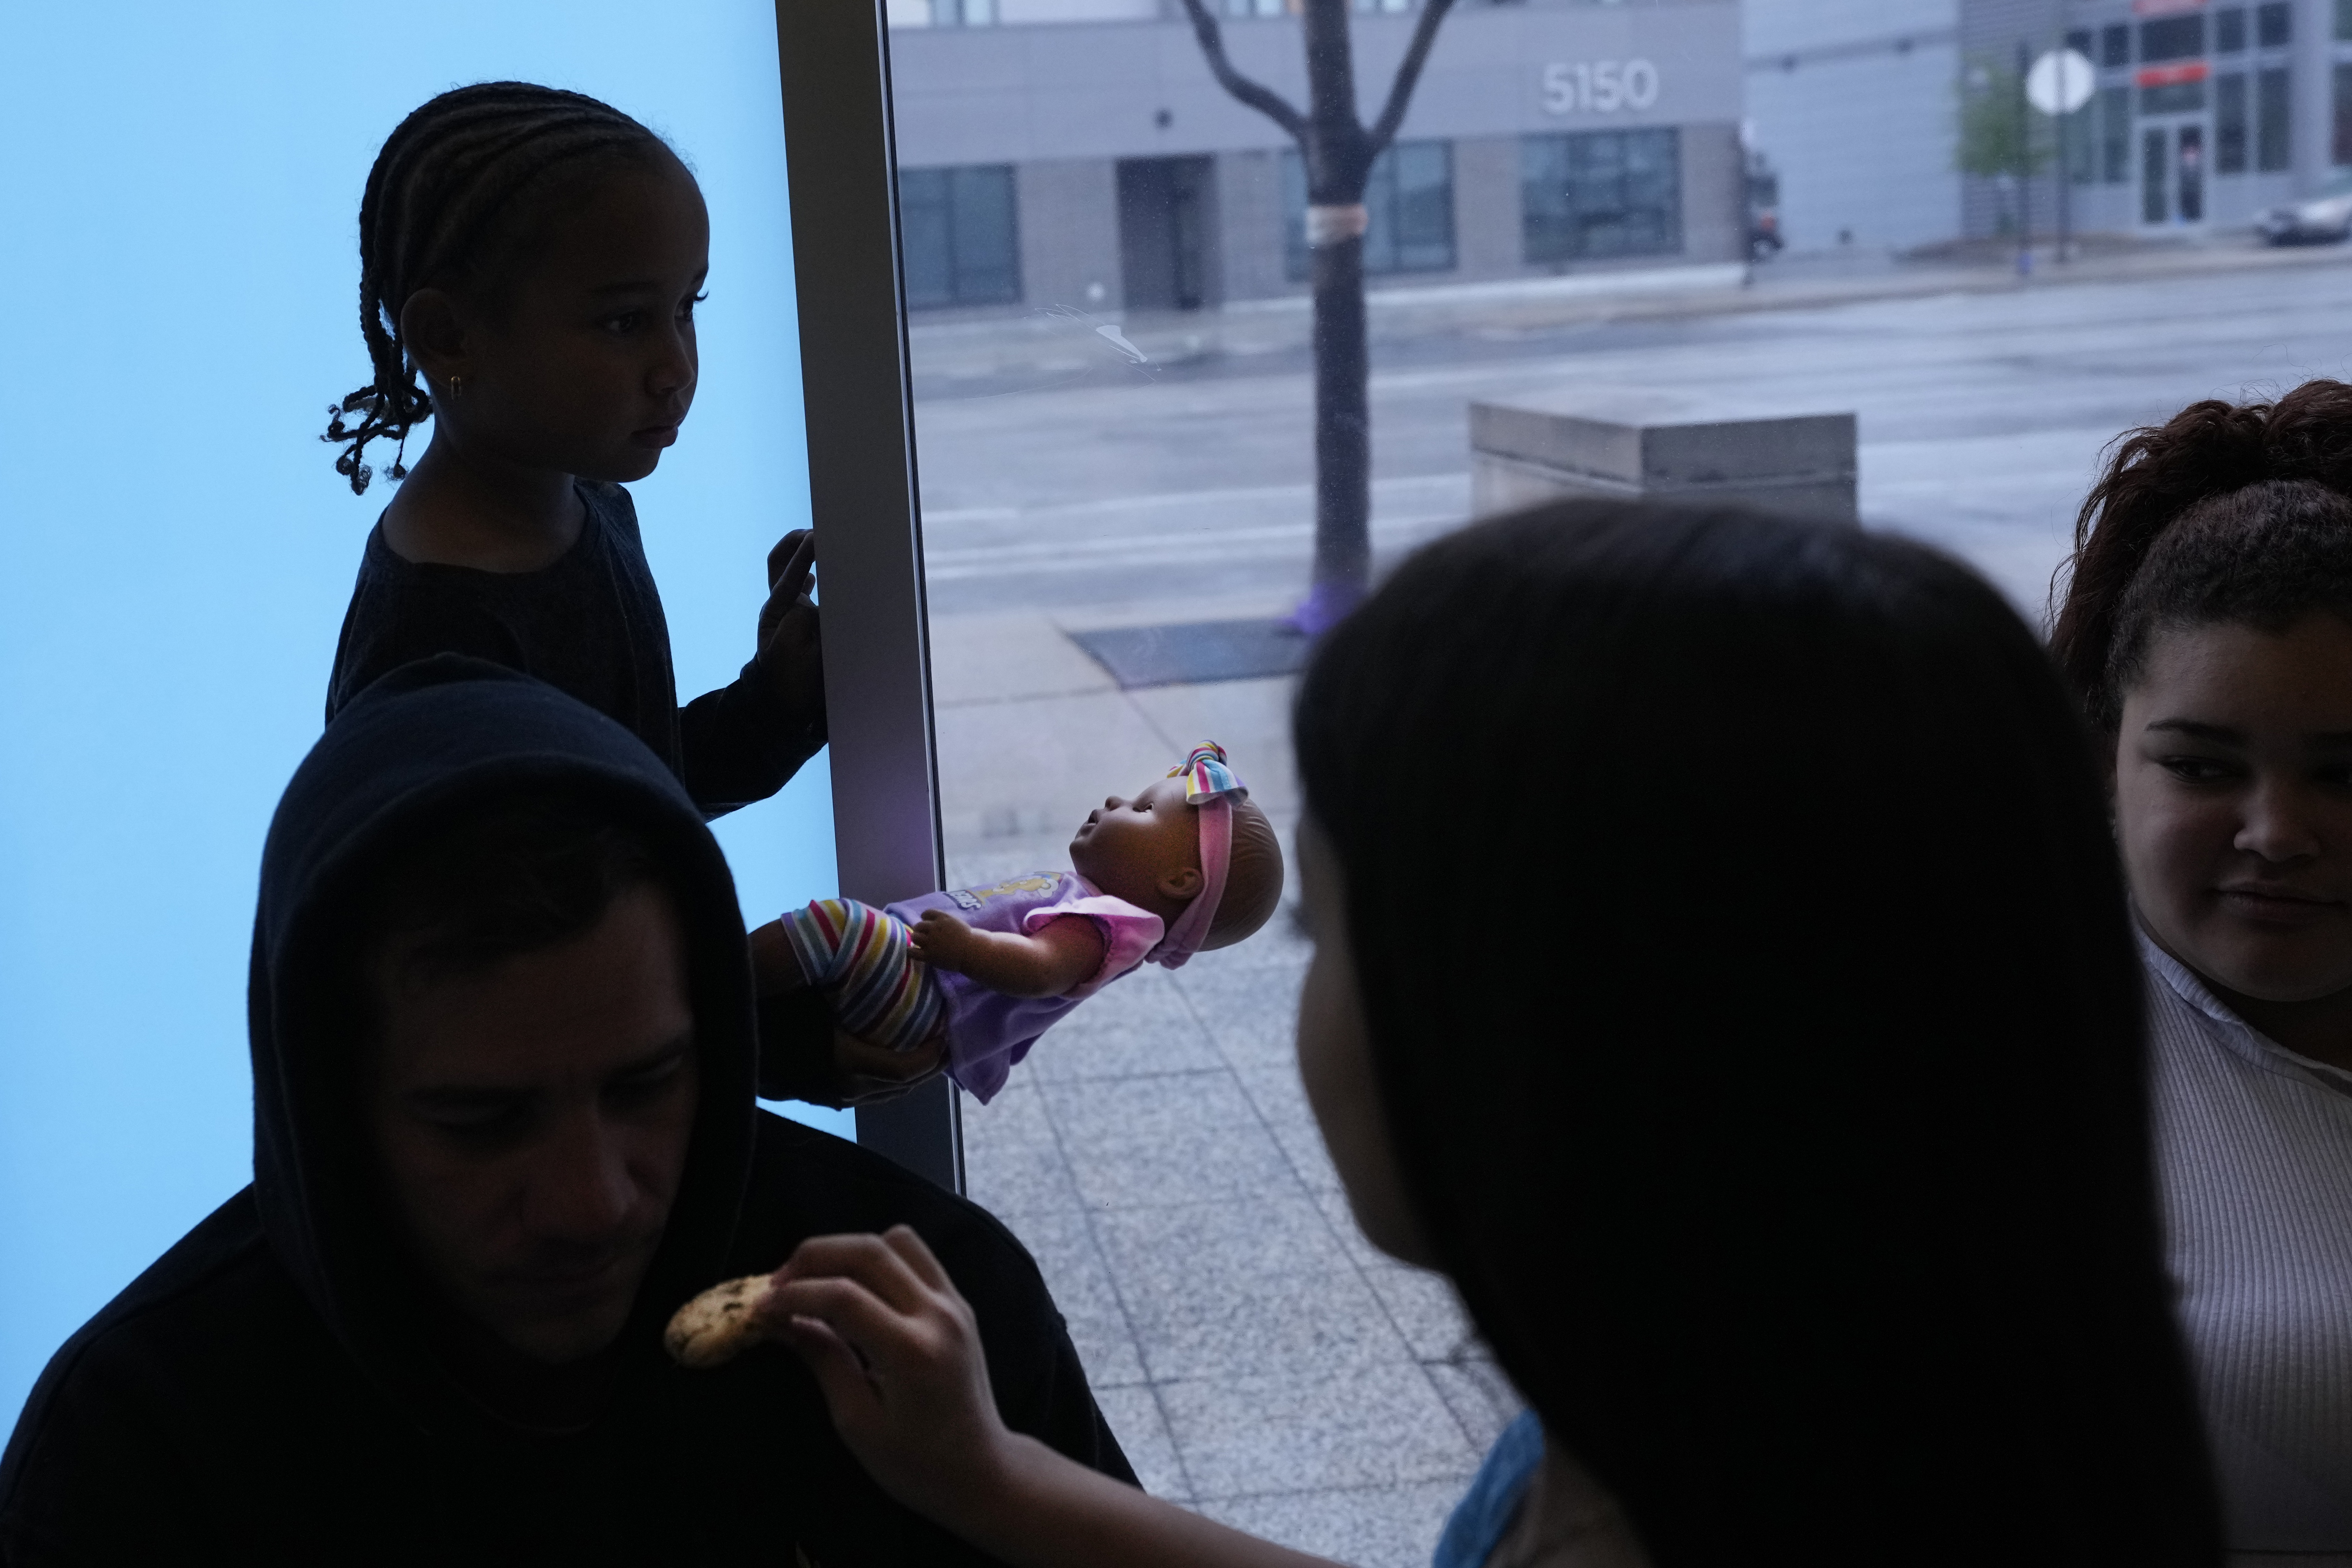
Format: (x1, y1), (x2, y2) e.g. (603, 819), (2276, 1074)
(1069, 776), (1204, 919)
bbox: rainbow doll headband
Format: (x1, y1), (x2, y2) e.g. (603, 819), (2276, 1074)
(1148, 742), (1247, 970)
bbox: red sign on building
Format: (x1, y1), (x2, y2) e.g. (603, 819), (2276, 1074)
(2136, 60), (2213, 87)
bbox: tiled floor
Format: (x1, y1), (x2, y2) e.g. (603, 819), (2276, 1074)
(934, 608), (1518, 1568)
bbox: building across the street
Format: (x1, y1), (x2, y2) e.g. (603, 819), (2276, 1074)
(883, 0), (1744, 314)
(1961, 0), (2340, 239)
(1742, 0), (1962, 254)
(1745, 0), (2352, 253)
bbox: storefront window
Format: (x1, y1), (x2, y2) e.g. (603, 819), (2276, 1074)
(2334, 62), (2352, 164)
(2102, 84), (2133, 182)
(2259, 67), (2293, 170)
(2256, 0), (2291, 48)
(2217, 73), (2248, 172)
(867, 0), (2352, 1553)
(1521, 128), (1683, 264)
(2141, 14), (2207, 61)
(901, 165), (1023, 308)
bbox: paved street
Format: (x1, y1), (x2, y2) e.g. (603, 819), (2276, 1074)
(916, 252), (2352, 622)
(921, 254), (2352, 1566)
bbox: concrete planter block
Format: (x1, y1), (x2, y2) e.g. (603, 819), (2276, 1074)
(1469, 389), (1858, 524)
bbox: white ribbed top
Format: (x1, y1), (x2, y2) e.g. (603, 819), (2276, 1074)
(2145, 938), (2352, 1559)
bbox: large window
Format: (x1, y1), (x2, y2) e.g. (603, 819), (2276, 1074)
(2257, 1), (2292, 47)
(2140, 14), (2206, 61)
(2218, 73), (2249, 173)
(1521, 128), (1682, 265)
(2335, 63), (2352, 165)
(2259, 68), (2293, 171)
(2102, 85), (2133, 183)
(1282, 141), (1457, 280)
(899, 165), (1021, 308)
(2217, 7), (2247, 53)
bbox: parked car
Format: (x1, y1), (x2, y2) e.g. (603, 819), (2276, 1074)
(2259, 174), (2352, 244)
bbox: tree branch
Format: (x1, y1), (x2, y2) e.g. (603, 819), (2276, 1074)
(1365, 0), (1458, 154)
(1175, 0), (1308, 143)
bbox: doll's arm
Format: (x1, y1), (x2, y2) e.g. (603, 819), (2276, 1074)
(911, 911), (1106, 999)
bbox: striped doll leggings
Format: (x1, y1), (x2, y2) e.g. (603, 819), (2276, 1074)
(781, 899), (945, 1051)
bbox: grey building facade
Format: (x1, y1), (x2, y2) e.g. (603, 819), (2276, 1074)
(1961, 0), (2345, 240)
(884, 0), (1746, 315)
(1748, 0), (2352, 254)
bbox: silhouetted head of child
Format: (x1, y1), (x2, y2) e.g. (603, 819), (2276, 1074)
(324, 82), (707, 495)
(1068, 749), (1282, 954)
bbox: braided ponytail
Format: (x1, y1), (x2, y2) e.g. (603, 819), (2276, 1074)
(2051, 379), (2352, 731)
(322, 83), (667, 495)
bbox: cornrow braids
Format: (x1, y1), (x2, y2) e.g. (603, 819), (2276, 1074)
(2050, 378), (2352, 731)
(323, 82), (668, 495)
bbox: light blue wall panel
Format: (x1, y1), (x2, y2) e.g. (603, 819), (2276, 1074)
(0, 1), (846, 1432)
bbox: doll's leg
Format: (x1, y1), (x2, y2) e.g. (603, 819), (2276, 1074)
(782, 899), (945, 1053)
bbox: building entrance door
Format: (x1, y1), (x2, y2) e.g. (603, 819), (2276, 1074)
(1116, 155), (1215, 311)
(2142, 121), (2210, 225)
(2177, 125), (2205, 221)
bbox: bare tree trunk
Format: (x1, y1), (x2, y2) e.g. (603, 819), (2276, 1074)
(1177, 0), (1457, 632)
(1298, 0), (1373, 629)
(1308, 229), (1371, 625)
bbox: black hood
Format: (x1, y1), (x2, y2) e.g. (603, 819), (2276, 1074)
(248, 655), (757, 1434)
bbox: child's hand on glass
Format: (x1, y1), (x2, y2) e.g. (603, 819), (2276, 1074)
(756, 529), (823, 723)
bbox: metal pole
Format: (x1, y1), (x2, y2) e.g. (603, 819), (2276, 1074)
(2016, 38), (2033, 276)
(2056, 13), (2072, 262)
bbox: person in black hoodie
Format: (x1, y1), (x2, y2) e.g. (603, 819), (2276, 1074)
(0, 658), (1131, 1565)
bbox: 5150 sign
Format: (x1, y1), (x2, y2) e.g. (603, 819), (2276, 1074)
(1541, 59), (1661, 114)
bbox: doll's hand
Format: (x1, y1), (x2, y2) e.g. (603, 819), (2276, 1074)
(764, 1227), (1019, 1532)
(909, 910), (975, 975)
(755, 530), (823, 723)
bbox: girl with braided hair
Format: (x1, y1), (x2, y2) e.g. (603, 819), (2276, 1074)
(323, 82), (824, 822)
(2052, 378), (2352, 1558)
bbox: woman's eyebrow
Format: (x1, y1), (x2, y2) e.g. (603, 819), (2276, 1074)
(2144, 719), (2244, 743)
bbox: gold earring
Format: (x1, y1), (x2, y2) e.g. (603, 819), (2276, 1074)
(448, 374), (465, 399)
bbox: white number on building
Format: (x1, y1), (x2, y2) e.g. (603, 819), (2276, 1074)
(1542, 58), (1660, 115)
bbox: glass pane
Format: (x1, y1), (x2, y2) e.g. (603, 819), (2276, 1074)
(2218, 73), (2250, 173)
(2140, 14), (2206, 61)
(0, 5), (840, 1431)
(887, 0), (2352, 1555)
(2258, 68), (2293, 170)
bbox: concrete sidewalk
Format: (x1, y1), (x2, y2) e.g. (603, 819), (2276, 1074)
(933, 608), (1518, 1568)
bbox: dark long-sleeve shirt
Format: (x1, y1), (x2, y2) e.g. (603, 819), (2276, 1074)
(325, 482), (822, 815)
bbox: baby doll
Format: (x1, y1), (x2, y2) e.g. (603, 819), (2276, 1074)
(756, 744), (1283, 1102)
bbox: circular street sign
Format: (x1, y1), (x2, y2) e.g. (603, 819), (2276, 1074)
(2027, 48), (2096, 115)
